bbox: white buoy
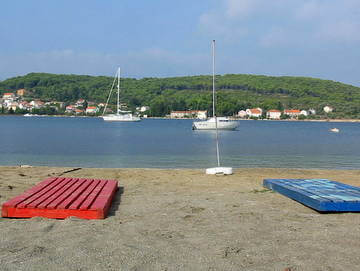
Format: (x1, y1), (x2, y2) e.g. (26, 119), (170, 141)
(206, 40), (233, 175)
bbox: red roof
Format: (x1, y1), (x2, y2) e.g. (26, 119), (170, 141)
(284, 109), (300, 113)
(3, 92), (14, 96)
(87, 106), (97, 109)
(249, 109), (261, 114)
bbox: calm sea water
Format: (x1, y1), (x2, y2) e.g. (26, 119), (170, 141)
(1, 116), (360, 169)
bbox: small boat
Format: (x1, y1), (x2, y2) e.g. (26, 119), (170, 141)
(102, 67), (141, 122)
(329, 128), (339, 133)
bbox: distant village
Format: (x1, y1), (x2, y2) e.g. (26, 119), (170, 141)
(169, 105), (334, 120)
(0, 89), (150, 116)
(1, 88), (334, 120)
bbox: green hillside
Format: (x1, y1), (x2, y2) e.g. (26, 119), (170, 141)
(1, 72), (360, 118)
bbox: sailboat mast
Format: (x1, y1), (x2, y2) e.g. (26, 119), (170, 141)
(213, 40), (220, 167)
(117, 67), (120, 114)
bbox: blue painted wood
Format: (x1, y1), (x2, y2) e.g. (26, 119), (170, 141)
(263, 179), (360, 212)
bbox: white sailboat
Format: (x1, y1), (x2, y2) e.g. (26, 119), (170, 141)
(199, 40), (234, 175)
(102, 67), (141, 122)
(192, 44), (238, 130)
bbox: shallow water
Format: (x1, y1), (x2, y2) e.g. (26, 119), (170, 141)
(1, 116), (359, 169)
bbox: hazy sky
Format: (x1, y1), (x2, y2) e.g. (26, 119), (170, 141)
(1, 0), (360, 86)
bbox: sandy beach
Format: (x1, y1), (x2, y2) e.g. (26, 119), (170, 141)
(1, 166), (360, 270)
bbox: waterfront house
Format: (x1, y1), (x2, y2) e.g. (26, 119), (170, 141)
(19, 101), (31, 111)
(266, 109), (281, 119)
(170, 110), (207, 119)
(30, 100), (44, 109)
(86, 106), (98, 114)
(65, 105), (76, 113)
(7, 102), (19, 111)
(284, 109), (301, 118)
(300, 110), (308, 116)
(246, 108), (262, 118)
(237, 110), (247, 118)
(138, 106), (150, 112)
(323, 106), (333, 113)
(2, 93), (15, 100)
(193, 110), (207, 119)
(75, 109), (84, 115)
(76, 99), (85, 107)
(309, 109), (316, 115)
(171, 111), (188, 119)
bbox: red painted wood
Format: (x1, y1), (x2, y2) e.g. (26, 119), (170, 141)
(26, 178), (75, 208)
(57, 179), (94, 209)
(79, 180), (107, 210)
(68, 179), (100, 210)
(16, 177), (69, 208)
(1, 177), (118, 219)
(2, 177), (57, 208)
(90, 180), (118, 219)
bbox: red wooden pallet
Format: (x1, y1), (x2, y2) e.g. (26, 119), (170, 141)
(1, 177), (118, 219)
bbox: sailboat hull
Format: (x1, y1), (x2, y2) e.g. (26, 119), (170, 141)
(192, 118), (238, 130)
(102, 114), (141, 122)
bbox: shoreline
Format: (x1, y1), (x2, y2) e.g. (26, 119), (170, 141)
(1, 114), (360, 123)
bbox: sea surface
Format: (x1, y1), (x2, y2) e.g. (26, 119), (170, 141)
(1, 116), (360, 169)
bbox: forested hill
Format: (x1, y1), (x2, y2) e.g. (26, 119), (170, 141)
(1, 72), (360, 118)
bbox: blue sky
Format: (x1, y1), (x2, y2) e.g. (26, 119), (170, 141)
(1, 0), (360, 86)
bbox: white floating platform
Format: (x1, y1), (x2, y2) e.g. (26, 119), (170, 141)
(206, 167), (233, 175)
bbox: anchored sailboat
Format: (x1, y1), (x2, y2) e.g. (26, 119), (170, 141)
(102, 67), (141, 122)
(192, 44), (238, 130)
(200, 40), (234, 175)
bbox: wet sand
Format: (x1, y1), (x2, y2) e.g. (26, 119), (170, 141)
(1, 166), (360, 270)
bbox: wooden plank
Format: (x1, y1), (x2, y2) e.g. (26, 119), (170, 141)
(38, 178), (84, 209)
(45, 178), (85, 209)
(57, 179), (94, 209)
(2, 177), (58, 208)
(68, 179), (100, 210)
(79, 180), (107, 210)
(264, 179), (360, 212)
(89, 180), (118, 218)
(2, 177), (118, 219)
(16, 178), (70, 208)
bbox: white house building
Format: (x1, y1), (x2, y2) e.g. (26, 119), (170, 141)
(266, 109), (281, 119)
(309, 109), (316, 115)
(323, 106), (334, 113)
(30, 100), (44, 109)
(7, 102), (19, 111)
(300, 110), (308, 116)
(237, 110), (247, 118)
(86, 106), (99, 114)
(170, 110), (207, 119)
(284, 109), (301, 118)
(136, 106), (150, 112)
(246, 108), (262, 118)
(2, 93), (15, 100)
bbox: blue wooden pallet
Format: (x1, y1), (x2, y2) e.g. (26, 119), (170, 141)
(263, 179), (360, 212)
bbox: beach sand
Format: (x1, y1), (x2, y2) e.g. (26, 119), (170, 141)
(1, 166), (360, 271)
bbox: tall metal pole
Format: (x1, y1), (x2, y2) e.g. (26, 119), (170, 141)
(117, 67), (120, 114)
(213, 40), (220, 167)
